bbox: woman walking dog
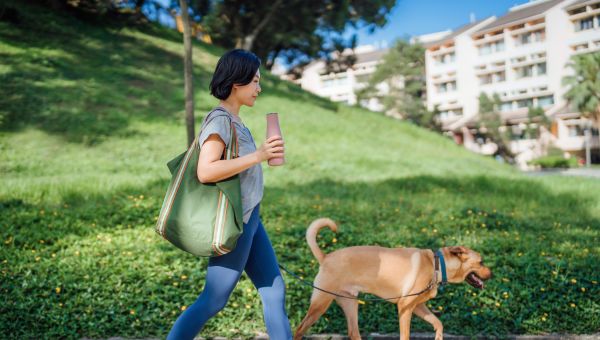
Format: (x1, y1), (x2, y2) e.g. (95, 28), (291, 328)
(167, 49), (292, 340)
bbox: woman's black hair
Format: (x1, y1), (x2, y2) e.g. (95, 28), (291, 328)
(209, 49), (261, 100)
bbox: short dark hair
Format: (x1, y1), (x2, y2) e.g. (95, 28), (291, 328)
(209, 49), (261, 100)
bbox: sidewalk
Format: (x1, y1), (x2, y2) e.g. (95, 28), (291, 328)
(89, 333), (600, 340)
(524, 167), (600, 179)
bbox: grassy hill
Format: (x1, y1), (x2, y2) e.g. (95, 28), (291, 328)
(1, 2), (599, 339)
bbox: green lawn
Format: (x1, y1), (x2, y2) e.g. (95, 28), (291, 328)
(1, 2), (599, 339)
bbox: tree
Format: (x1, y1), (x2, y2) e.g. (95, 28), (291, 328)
(179, 0), (195, 146)
(199, 0), (395, 70)
(527, 106), (557, 158)
(477, 93), (514, 162)
(356, 39), (440, 131)
(33, 0), (158, 25)
(563, 51), (600, 163)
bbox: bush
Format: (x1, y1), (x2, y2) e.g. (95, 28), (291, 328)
(529, 155), (579, 168)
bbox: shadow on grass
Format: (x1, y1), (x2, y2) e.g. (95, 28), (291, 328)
(0, 1), (340, 146)
(1, 174), (598, 336)
(0, 2), (220, 144)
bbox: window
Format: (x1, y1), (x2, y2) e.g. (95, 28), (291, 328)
(512, 56), (526, 64)
(515, 62), (545, 78)
(479, 75), (492, 85)
(517, 98), (533, 108)
(479, 71), (505, 85)
(532, 52), (546, 60)
(500, 102), (513, 112)
(435, 52), (456, 65)
(322, 76), (347, 88)
(516, 65), (533, 78)
(437, 81), (457, 93)
(576, 17), (594, 31)
(440, 110), (462, 120)
(496, 71), (506, 82)
(479, 44), (491, 55)
(536, 62), (547, 76)
(336, 76), (347, 86)
(478, 39), (505, 55)
(495, 40), (505, 52)
(538, 95), (554, 107)
(444, 53), (455, 64)
(517, 30), (545, 45)
(568, 125), (583, 137)
(355, 74), (370, 84)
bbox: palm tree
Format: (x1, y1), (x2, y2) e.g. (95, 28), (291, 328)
(563, 52), (600, 165)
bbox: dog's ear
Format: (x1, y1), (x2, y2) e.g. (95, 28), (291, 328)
(448, 246), (469, 262)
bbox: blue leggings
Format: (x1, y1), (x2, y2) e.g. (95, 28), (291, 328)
(167, 204), (293, 340)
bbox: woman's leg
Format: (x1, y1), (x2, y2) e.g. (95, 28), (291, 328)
(244, 217), (293, 340)
(167, 206), (261, 340)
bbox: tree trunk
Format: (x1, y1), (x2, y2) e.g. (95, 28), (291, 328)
(179, 0), (195, 147)
(265, 48), (282, 70)
(241, 0), (283, 51)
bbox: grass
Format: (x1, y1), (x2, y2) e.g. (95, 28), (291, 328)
(1, 2), (599, 339)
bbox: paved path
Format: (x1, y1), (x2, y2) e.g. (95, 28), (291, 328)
(524, 167), (600, 179)
(88, 333), (600, 340)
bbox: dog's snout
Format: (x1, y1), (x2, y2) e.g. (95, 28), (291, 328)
(482, 267), (493, 280)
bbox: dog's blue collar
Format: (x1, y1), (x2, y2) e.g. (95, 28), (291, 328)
(434, 249), (448, 286)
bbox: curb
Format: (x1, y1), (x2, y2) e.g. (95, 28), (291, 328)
(90, 333), (600, 340)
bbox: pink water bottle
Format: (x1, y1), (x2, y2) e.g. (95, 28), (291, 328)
(266, 112), (285, 166)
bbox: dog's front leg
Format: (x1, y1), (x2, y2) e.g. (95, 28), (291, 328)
(414, 303), (443, 340)
(397, 305), (414, 340)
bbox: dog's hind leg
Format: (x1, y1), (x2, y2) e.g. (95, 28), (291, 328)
(293, 290), (333, 340)
(334, 294), (361, 340)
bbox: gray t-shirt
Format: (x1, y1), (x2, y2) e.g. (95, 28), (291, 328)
(198, 107), (264, 224)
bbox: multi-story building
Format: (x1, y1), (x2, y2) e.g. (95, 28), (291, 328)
(425, 0), (600, 165)
(282, 0), (599, 166)
(289, 31), (450, 113)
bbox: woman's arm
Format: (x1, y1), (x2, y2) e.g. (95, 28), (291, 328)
(197, 134), (284, 183)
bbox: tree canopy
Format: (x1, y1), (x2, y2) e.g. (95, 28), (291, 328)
(31, 0), (395, 69)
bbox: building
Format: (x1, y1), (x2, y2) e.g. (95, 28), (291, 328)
(425, 0), (600, 166)
(282, 0), (600, 166)
(288, 31), (449, 113)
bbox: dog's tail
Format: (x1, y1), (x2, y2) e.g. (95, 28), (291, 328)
(306, 218), (338, 264)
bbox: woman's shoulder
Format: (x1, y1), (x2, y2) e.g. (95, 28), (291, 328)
(205, 107), (233, 122)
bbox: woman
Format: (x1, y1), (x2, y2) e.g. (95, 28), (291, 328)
(167, 49), (292, 339)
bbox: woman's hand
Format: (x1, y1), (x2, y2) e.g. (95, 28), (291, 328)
(255, 135), (284, 163)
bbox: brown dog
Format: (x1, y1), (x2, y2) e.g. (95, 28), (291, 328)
(294, 218), (492, 340)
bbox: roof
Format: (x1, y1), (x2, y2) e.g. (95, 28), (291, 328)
(424, 20), (486, 48)
(355, 48), (389, 64)
(565, 0), (599, 9)
(474, 0), (565, 34)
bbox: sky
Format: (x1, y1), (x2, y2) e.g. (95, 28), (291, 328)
(153, 0), (537, 51)
(346, 0), (533, 48)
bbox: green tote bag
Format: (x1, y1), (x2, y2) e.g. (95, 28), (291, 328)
(155, 111), (244, 257)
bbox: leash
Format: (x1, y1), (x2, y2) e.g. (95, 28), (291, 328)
(278, 249), (447, 303)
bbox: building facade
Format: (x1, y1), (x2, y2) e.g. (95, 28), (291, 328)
(284, 0), (600, 167)
(425, 0), (600, 166)
(289, 31), (450, 113)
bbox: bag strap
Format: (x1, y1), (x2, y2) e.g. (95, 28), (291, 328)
(196, 107), (238, 160)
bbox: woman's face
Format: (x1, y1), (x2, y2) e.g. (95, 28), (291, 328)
(232, 70), (261, 107)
